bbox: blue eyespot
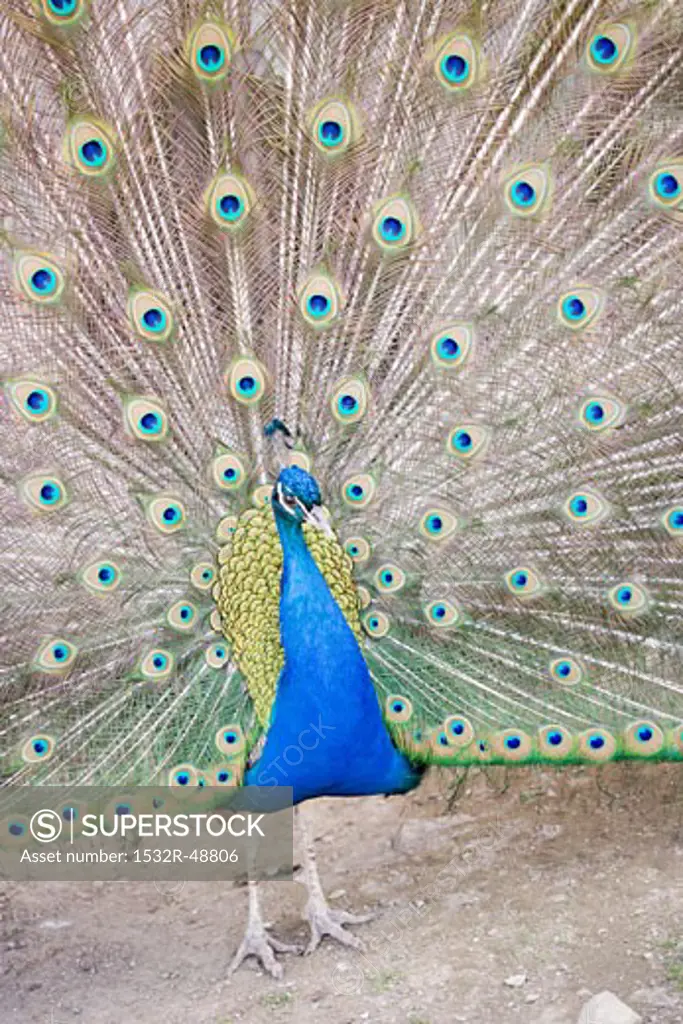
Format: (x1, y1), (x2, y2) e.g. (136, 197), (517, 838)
(452, 430), (472, 452)
(590, 34), (618, 65)
(555, 661), (571, 678)
(39, 482), (61, 505)
(218, 194), (243, 221)
(162, 504), (182, 525)
(450, 720), (464, 736)
(180, 606), (192, 620)
(25, 389), (49, 413)
(391, 700), (404, 714)
(562, 296), (586, 321)
(369, 617), (379, 629)
(426, 514), (443, 534)
(666, 509), (683, 531)
(511, 180), (535, 207)
(306, 294), (330, 318)
(349, 544), (359, 555)
(436, 337), (460, 361)
(511, 571), (527, 589)
(655, 172), (680, 199)
(337, 394), (358, 416)
(318, 119), (343, 148)
(153, 654), (168, 671)
(217, 770), (232, 784)
(238, 375), (256, 395)
(380, 570), (393, 585)
(53, 644), (67, 661)
(637, 726), (653, 743)
(380, 216), (405, 242)
(440, 53), (468, 83)
(223, 467), (237, 481)
(139, 412), (161, 434)
(115, 803), (132, 816)
(30, 268), (56, 295)
(97, 565), (115, 584)
(431, 604), (447, 620)
(223, 731), (237, 745)
(616, 586), (632, 605)
(346, 483), (364, 501)
(505, 735), (521, 750)
(174, 771), (190, 786)
(589, 734), (605, 750)
(142, 308), (166, 333)
(548, 731), (563, 746)
(9, 822), (26, 837)
(62, 806), (78, 821)
(32, 739), (48, 756)
(584, 401), (604, 424)
(569, 495), (589, 517)
(48, 0), (77, 14)
(79, 139), (106, 167)
(198, 44), (225, 72)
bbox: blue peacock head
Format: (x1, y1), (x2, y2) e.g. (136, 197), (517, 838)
(272, 465), (332, 536)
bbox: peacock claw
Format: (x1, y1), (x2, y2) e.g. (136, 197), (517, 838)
(229, 925), (301, 979)
(303, 900), (375, 954)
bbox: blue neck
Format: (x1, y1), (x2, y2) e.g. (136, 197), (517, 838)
(245, 509), (422, 804)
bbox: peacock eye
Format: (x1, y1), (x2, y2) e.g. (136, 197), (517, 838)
(434, 33), (478, 91)
(188, 22), (233, 83)
(504, 566), (543, 598)
(14, 253), (66, 305)
(562, 487), (609, 526)
(607, 581), (650, 617)
(503, 165), (552, 217)
(128, 289), (174, 344)
(586, 23), (635, 74)
(558, 287), (605, 331)
(372, 196), (418, 252)
(663, 506), (683, 537)
(310, 98), (359, 156)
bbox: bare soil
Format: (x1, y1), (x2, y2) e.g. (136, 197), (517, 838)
(2, 763), (683, 1024)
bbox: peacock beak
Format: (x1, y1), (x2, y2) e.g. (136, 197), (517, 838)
(303, 504), (333, 538)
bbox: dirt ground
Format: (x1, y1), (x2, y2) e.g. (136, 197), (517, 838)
(2, 763), (683, 1024)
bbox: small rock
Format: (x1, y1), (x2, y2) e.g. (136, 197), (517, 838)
(328, 889), (346, 900)
(577, 991), (642, 1024)
(525, 993), (540, 1004)
(505, 973), (527, 988)
(39, 919), (72, 930)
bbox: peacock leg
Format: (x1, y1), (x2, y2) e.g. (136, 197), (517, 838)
(229, 879), (301, 979)
(297, 806), (374, 954)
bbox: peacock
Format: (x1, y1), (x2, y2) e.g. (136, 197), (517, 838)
(1, 0), (683, 980)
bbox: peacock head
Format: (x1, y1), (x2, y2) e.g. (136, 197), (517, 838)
(272, 466), (332, 536)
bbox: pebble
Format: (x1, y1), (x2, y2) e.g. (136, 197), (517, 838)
(504, 973), (527, 988)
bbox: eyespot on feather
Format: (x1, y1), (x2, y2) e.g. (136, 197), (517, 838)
(216, 515), (238, 543)
(586, 23), (635, 74)
(662, 506), (683, 538)
(548, 656), (584, 685)
(191, 562), (215, 591)
(128, 289), (174, 343)
(65, 118), (116, 177)
(5, 379), (58, 423)
(140, 648), (174, 681)
(558, 287), (605, 331)
(169, 764), (198, 787)
(374, 563), (405, 595)
(330, 376), (369, 425)
(447, 424), (489, 462)
(442, 715), (474, 748)
(424, 599), (462, 628)
(14, 253), (65, 305)
(434, 32), (479, 92)
(562, 487), (609, 526)
(363, 609), (390, 637)
(647, 163), (683, 222)
(490, 729), (533, 761)
(145, 496), (186, 534)
(227, 357), (266, 406)
(578, 395), (625, 432)
(577, 728), (616, 761)
(37, 0), (87, 28)
(503, 165), (552, 217)
(205, 642), (229, 668)
(34, 637), (77, 673)
(429, 323), (473, 370)
(167, 600), (198, 632)
(309, 97), (359, 155)
(215, 723), (245, 757)
(81, 560), (121, 593)
(504, 566), (543, 598)
(341, 473), (376, 509)
(21, 733), (56, 764)
(622, 720), (664, 757)
(344, 537), (371, 564)
(607, 581), (650, 617)
(211, 448), (247, 491)
(188, 21), (234, 83)
(298, 271), (342, 328)
(537, 725), (574, 758)
(124, 396), (168, 442)
(206, 171), (253, 230)
(385, 695), (413, 723)
(20, 473), (69, 513)
(419, 507), (459, 542)
(371, 196), (418, 252)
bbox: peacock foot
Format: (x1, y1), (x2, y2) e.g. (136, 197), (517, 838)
(229, 880), (301, 979)
(303, 894), (375, 954)
(229, 920), (301, 979)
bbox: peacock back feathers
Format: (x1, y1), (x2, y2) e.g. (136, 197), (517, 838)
(1, 0), (683, 802)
